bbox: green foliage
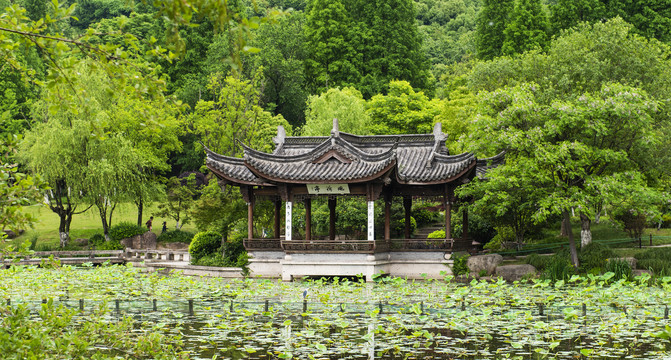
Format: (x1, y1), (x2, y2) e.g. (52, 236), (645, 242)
(635, 248), (671, 276)
(190, 70), (292, 157)
(543, 255), (575, 282)
(305, 0), (432, 96)
(412, 205), (439, 228)
(157, 230), (195, 244)
(189, 231), (222, 264)
(155, 176), (198, 230)
(605, 259), (632, 281)
(0, 300), (187, 359)
(109, 222), (146, 241)
(501, 0), (549, 56)
(367, 80), (441, 135)
(475, 0), (513, 59)
(0, 137), (46, 235)
(248, 12), (308, 127)
(485, 226), (514, 252)
(88, 233), (106, 246)
(525, 253), (552, 271)
(194, 252), (227, 267)
(550, 1), (671, 43)
(452, 253), (469, 276)
(302, 87), (371, 136)
(190, 178), (246, 237)
(579, 243), (616, 272)
(427, 230), (446, 239)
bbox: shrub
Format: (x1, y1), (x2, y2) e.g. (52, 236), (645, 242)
(194, 252), (227, 267)
(95, 239), (124, 250)
(637, 259), (671, 276)
(109, 222), (146, 241)
(224, 234), (246, 265)
(543, 255), (575, 282)
(486, 226), (514, 252)
(157, 230), (195, 244)
(89, 233), (106, 246)
(189, 231), (222, 264)
(427, 230), (445, 239)
(605, 259), (632, 281)
(88, 232), (123, 250)
(412, 206), (437, 228)
(525, 253), (552, 271)
(634, 247), (671, 262)
(452, 253), (469, 276)
(579, 243), (616, 273)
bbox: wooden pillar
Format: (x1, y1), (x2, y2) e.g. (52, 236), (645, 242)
(403, 197), (412, 239)
(328, 198), (336, 240)
(274, 200), (281, 239)
(444, 198), (452, 240)
(367, 201), (375, 241)
(462, 204), (469, 240)
(384, 195), (391, 241)
(304, 198), (312, 241)
(247, 201), (254, 240)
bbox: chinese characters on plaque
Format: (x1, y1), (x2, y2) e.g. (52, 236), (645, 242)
(285, 201), (292, 241)
(307, 184), (350, 195)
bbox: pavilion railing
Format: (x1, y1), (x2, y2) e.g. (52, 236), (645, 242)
(243, 238), (283, 251)
(281, 240), (382, 254)
(245, 238), (473, 253)
(388, 239), (453, 251)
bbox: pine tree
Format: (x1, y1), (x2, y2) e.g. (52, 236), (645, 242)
(501, 0), (549, 56)
(358, 0), (432, 97)
(304, 0), (361, 94)
(549, 0), (606, 36)
(475, 0), (514, 60)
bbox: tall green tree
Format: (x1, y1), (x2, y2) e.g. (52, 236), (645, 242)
(19, 61), (178, 244)
(475, 0), (513, 59)
(249, 12), (308, 127)
(468, 83), (662, 267)
(549, 0), (605, 35)
(189, 71), (292, 156)
(358, 0), (433, 96)
(367, 80), (441, 135)
(304, 0), (361, 94)
(302, 87), (370, 136)
(501, 0), (549, 56)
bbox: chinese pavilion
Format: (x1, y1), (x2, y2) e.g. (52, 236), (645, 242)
(206, 121), (503, 281)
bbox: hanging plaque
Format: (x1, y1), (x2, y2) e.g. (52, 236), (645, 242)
(307, 184), (350, 195)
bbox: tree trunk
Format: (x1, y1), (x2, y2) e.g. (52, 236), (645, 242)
(563, 209), (579, 269)
(58, 212), (70, 248)
(137, 198), (143, 227)
(560, 217), (569, 237)
(580, 212), (592, 247)
(97, 199), (111, 241)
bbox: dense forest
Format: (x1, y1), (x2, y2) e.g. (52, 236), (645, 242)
(1, 0), (671, 266)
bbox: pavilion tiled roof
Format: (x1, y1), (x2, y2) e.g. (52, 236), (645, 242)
(205, 121), (501, 186)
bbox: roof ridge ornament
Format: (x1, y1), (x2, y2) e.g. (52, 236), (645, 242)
(273, 125), (286, 154)
(426, 123), (448, 168)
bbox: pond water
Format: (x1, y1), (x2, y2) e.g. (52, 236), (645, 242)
(2, 266), (670, 359)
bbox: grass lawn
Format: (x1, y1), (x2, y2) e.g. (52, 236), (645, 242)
(3, 203), (197, 250)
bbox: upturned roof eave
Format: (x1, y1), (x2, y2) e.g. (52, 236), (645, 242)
(207, 163), (274, 187)
(243, 159), (398, 184)
(394, 158), (477, 186)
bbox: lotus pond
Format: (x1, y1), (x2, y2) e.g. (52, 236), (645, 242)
(2, 264), (671, 359)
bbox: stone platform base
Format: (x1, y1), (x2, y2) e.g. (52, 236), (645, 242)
(249, 251), (453, 282)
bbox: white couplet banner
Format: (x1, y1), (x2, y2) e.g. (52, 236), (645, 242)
(285, 201), (292, 241)
(367, 201), (374, 241)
